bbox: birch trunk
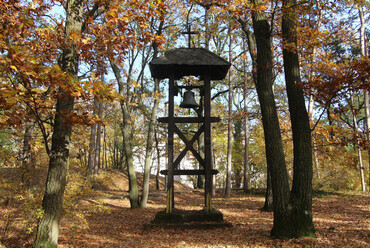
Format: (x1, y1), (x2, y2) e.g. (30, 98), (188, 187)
(350, 92), (366, 192)
(225, 22), (233, 198)
(358, 3), (369, 190)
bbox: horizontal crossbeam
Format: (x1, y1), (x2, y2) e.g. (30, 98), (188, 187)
(160, 169), (219, 176)
(158, 117), (220, 123)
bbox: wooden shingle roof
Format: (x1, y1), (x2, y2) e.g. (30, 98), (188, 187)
(149, 48), (231, 80)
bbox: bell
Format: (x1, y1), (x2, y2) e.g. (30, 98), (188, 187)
(180, 90), (199, 108)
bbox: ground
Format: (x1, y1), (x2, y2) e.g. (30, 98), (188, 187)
(0, 168), (369, 247)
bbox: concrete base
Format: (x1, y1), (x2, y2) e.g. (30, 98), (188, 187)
(146, 209), (232, 229)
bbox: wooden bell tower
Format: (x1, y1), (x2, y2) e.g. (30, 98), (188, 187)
(149, 48), (230, 218)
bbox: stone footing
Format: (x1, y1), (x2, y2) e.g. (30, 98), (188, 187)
(146, 209), (232, 229)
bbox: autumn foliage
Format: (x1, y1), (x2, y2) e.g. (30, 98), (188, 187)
(0, 0), (369, 246)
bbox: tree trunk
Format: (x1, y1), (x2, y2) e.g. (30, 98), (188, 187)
(225, 23), (233, 198)
(155, 129), (161, 190)
(365, 91), (370, 189)
(358, 3), (370, 190)
(139, 19), (163, 207)
(94, 100), (103, 175)
(251, 0), (292, 238)
(140, 78), (160, 208)
(21, 110), (35, 190)
(122, 102), (139, 208)
(242, 36), (250, 193)
(308, 94), (320, 180)
(88, 119), (97, 177)
(103, 126), (107, 170)
(112, 137), (116, 169)
(282, 0), (316, 237)
(350, 92), (366, 192)
(33, 1), (83, 246)
(307, 0), (323, 181)
(110, 59), (139, 208)
(261, 170), (273, 212)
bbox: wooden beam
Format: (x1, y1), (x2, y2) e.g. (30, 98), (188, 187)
(158, 117), (220, 123)
(167, 75), (175, 213)
(160, 169), (219, 176)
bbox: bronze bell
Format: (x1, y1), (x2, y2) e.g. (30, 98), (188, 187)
(180, 90), (199, 108)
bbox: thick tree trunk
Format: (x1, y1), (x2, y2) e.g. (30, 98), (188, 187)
(251, 0), (292, 238)
(282, 0), (316, 237)
(122, 102), (139, 208)
(33, 1), (83, 247)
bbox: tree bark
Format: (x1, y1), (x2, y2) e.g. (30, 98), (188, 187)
(281, 0), (316, 237)
(33, 1), (83, 246)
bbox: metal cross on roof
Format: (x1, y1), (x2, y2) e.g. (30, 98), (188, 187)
(181, 25), (198, 48)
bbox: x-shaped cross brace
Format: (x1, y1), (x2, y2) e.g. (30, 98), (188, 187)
(173, 124), (205, 169)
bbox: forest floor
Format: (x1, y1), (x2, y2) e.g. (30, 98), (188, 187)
(0, 168), (369, 247)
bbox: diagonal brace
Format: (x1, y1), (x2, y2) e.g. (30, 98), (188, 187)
(173, 124), (205, 168)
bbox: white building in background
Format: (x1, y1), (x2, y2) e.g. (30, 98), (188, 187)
(132, 141), (196, 188)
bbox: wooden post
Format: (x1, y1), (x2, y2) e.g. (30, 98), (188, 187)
(166, 75), (175, 214)
(204, 75), (212, 213)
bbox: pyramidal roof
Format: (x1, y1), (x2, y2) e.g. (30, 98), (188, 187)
(149, 48), (231, 80)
